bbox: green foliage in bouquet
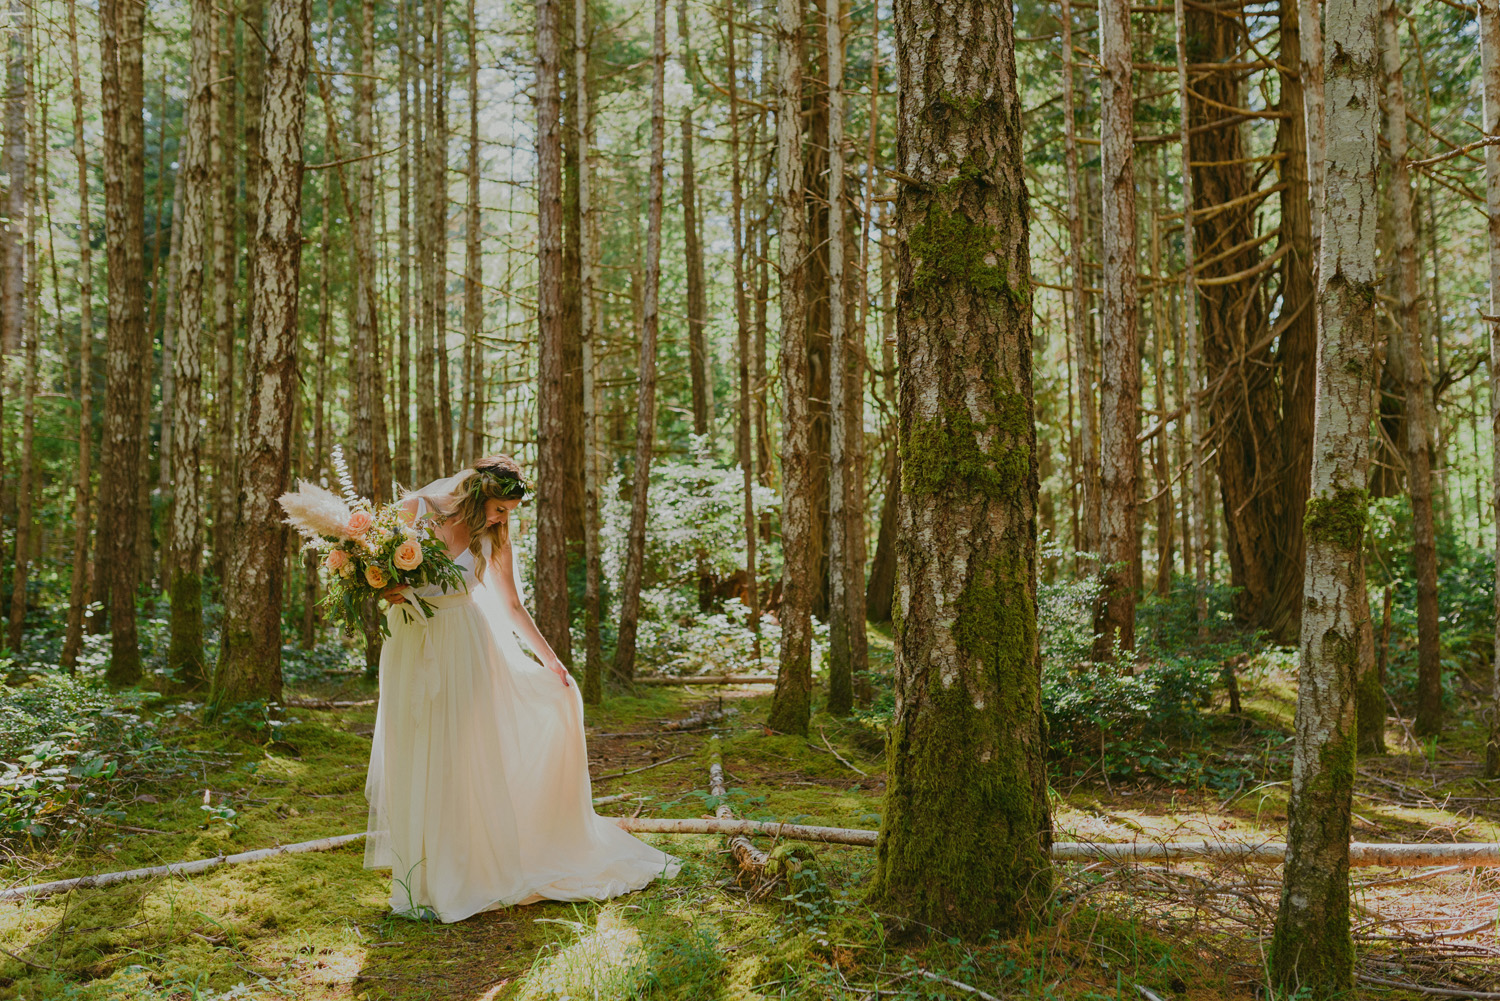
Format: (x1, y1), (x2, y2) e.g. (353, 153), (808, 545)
(278, 446), (468, 637)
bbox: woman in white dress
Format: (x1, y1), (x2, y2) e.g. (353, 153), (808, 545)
(361, 454), (683, 923)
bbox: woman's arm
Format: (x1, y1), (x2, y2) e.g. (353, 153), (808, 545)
(491, 537), (571, 686)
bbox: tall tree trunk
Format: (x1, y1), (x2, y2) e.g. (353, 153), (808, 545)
(576, 0), (604, 701)
(1268, 0), (1378, 982)
(1061, 0), (1097, 562)
(726, 2), (760, 662)
(612, 0), (667, 683)
(166, 0), (214, 687)
(1093, 0), (1137, 661)
(415, 2), (438, 482)
(242, 0), (266, 383)
(1, 0), (23, 360)
(1482, 0), (1500, 780)
(464, 0), (482, 466)
(212, 0), (237, 574)
(1172, 0), (1208, 632)
(433, 1), (453, 474)
(8, 8), (33, 652)
(868, 0), (1052, 937)
(213, 0), (309, 709)
(61, 0), (96, 670)
(1381, 0), (1441, 737)
(679, 0), (711, 441)
(767, 0), (813, 736)
(353, 0), (378, 502)
(535, 0), (573, 669)
(397, 0), (413, 485)
(825, 0), (854, 715)
(99, 0), (148, 686)
(1276, 0), (1318, 645)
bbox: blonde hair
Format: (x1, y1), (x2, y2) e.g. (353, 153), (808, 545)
(436, 454), (529, 584)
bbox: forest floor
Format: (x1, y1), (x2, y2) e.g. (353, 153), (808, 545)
(0, 633), (1497, 1001)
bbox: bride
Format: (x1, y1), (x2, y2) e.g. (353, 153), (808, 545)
(361, 453), (682, 922)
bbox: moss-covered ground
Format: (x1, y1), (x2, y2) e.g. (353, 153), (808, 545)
(2, 630), (1496, 1000)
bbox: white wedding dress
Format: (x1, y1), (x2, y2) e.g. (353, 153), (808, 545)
(362, 497), (682, 923)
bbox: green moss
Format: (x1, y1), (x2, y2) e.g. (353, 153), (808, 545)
(277, 721), (369, 756)
(1303, 487), (1368, 550)
(902, 403), (1031, 502)
(909, 205), (1026, 307)
(166, 570), (206, 688)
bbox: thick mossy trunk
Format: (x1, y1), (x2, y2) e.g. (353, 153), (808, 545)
(867, 0), (1052, 939)
(167, 570), (205, 689)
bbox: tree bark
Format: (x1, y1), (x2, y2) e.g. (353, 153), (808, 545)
(866, 0), (1052, 937)
(535, 0), (573, 671)
(1061, 0), (1097, 562)
(396, 0), (413, 485)
(1093, 0), (1138, 661)
(464, 0), (482, 466)
(212, 0), (237, 574)
(166, 0), (215, 687)
(415, 4), (439, 483)
(61, 0), (96, 670)
(575, 0), (603, 702)
(8, 9), (34, 653)
(679, 0), (711, 441)
(826, 0), (852, 714)
(612, 0), (667, 684)
(1482, 0), (1500, 779)
(1381, 0), (1441, 738)
(766, 0), (813, 736)
(1267, 0), (1379, 983)
(726, 3), (761, 664)
(99, 0), (148, 686)
(0, 0), (23, 360)
(433, 2), (453, 474)
(212, 0), (309, 709)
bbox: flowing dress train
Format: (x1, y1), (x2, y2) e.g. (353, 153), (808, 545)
(362, 528), (682, 923)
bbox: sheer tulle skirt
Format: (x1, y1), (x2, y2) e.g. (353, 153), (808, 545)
(363, 594), (682, 923)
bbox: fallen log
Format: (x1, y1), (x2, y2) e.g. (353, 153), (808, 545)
(0, 833), (367, 902)
(708, 735), (769, 875)
(8, 830), (1499, 904)
(663, 705), (739, 730)
(285, 699), (378, 710)
(633, 675), (777, 686)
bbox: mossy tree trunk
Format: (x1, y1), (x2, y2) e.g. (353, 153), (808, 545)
(865, 0), (1052, 938)
(166, 0), (213, 688)
(825, 0), (852, 716)
(1382, 0), (1443, 738)
(766, 0), (813, 736)
(1267, 0), (1379, 984)
(1092, 0), (1137, 662)
(1481, 0), (1500, 778)
(212, 0), (309, 710)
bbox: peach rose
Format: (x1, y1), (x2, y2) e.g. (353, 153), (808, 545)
(324, 549), (349, 572)
(393, 539), (424, 571)
(365, 564), (388, 589)
(346, 510), (373, 537)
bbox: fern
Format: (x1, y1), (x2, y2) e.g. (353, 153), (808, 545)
(331, 443), (362, 506)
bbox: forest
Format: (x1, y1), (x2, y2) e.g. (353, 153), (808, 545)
(0, 0), (1498, 994)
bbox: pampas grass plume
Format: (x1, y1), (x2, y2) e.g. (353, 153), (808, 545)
(278, 480), (354, 540)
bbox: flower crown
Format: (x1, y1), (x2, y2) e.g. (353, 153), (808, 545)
(466, 466), (531, 502)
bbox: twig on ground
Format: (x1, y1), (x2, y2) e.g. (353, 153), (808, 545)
(818, 725), (869, 777)
(592, 753), (689, 783)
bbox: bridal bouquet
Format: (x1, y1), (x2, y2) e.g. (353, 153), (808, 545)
(277, 448), (466, 636)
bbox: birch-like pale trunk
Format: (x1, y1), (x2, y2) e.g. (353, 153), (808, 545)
(61, 0), (96, 670)
(1484, 0), (1500, 780)
(1173, 0), (1208, 634)
(576, 0), (605, 703)
(766, 0), (814, 736)
(165, 0), (214, 686)
(1094, 0), (1138, 661)
(868, 0), (1052, 937)
(825, 0), (852, 716)
(1268, 0), (1379, 982)
(611, 0), (667, 683)
(679, 0), (711, 440)
(212, 0), (309, 709)
(1382, 0), (1441, 738)
(8, 9), (34, 653)
(0, 0), (23, 360)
